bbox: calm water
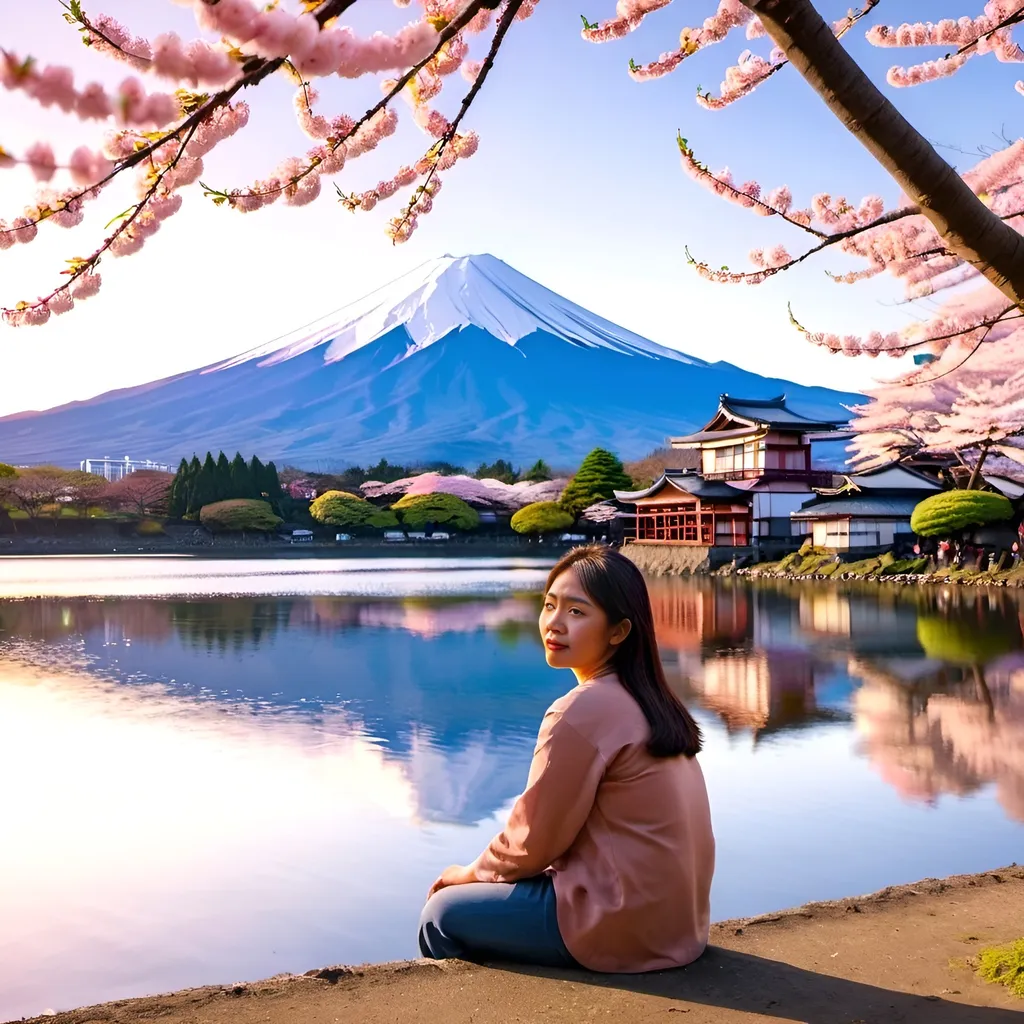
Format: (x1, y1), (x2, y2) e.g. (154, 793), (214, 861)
(1, 557), (1023, 1020)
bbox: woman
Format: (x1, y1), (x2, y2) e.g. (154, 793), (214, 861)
(418, 545), (714, 973)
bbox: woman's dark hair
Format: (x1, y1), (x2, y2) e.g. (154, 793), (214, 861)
(546, 545), (703, 759)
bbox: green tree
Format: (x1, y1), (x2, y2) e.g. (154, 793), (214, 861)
(560, 448), (632, 516)
(475, 459), (517, 484)
(199, 499), (282, 533)
(263, 461), (285, 504)
(168, 458), (190, 518)
(392, 492), (480, 531)
(192, 453), (218, 512)
(215, 451), (232, 501)
(248, 455), (266, 497)
(910, 491), (1013, 538)
(365, 458), (407, 483)
(229, 452), (252, 498)
(510, 501), (574, 536)
(522, 459), (552, 483)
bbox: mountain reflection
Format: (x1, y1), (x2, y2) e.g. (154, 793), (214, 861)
(1, 581), (1023, 825)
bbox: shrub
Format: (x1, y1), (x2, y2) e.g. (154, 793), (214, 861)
(392, 492), (480, 530)
(310, 490), (379, 528)
(511, 501), (575, 535)
(910, 490), (1013, 537)
(135, 519), (166, 536)
(199, 499), (282, 533)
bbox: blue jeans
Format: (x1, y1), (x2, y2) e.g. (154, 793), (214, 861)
(418, 874), (578, 968)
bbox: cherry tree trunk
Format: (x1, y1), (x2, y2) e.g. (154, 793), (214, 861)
(743, 0), (1024, 307)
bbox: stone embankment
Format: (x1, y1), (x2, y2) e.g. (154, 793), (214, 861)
(721, 544), (1024, 588)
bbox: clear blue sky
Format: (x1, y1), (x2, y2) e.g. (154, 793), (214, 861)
(0, 0), (1015, 415)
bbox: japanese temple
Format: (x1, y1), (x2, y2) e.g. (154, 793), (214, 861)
(615, 394), (847, 565)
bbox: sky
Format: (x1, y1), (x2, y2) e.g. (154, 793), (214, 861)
(0, 0), (1016, 417)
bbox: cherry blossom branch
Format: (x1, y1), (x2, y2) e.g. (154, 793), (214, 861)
(789, 301), (1020, 358)
(387, 0), (525, 243)
(203, 0), (491, 208)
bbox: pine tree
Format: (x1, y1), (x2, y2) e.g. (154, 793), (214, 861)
(523, 459), (553, 482)
(263, 461), (284, 508)
(192, 452), (218, 512)
(168, 458), (190, 518)
(185, 455), (202, 514)
(560, 448), (632, 515)
(215, 451), (232, 501)
(249, 455), (266, 498)
(229, 452), (252, 499)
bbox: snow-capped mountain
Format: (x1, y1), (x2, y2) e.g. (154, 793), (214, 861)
(0, 253), (861, 467)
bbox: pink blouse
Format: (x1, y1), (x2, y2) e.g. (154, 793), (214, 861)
(470, 676), (715, 972)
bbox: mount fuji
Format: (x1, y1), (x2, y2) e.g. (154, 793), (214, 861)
(0, 254), (862, 468)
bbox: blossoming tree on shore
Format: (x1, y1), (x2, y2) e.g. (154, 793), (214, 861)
(1, 0), (536, 325)
(585, 0), (1024, 478)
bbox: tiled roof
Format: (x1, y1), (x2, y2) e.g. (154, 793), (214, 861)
(792, 494), (922, 519)
(615, 471), (750, 503)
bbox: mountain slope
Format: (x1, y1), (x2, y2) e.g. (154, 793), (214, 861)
(0, 254), (862, 467)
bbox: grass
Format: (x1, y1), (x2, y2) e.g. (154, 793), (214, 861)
(975, 938), (1024, 998)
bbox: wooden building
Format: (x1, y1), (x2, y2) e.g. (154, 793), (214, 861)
(615, 470), (752, 547)
(668, 394), (845, 547)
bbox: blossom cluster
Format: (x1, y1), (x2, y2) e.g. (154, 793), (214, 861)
(360, 472), (566, 510)
(868, 2), (1024, 90)
(1, 51), (181, 126)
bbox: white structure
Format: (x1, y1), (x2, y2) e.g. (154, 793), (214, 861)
(80, 456), (172, 481)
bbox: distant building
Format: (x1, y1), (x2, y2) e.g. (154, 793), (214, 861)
(791, 463), (941, 552)
(80, 456), (173, 481)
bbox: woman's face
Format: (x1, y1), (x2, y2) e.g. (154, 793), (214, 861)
(539, 566), (629, 677)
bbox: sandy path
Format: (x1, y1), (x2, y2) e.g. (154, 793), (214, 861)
(16, 866), (1024, 1024)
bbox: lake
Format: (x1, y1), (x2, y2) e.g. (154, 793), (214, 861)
(1, 556), (1022, 1020)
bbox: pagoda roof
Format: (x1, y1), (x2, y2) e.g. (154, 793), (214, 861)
(671, 394), (846, 446)
(614, 471), (751, 504)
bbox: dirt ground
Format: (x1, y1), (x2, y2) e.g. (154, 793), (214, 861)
(17, 866), (1024, 1024)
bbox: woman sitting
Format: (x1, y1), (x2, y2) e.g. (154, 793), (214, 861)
(418, 545), (715, 973)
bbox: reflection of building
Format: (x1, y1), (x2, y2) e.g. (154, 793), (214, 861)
(648, 577), (850, 741)
(649, 579), (750, 652)
(694, 650), (838, 739)
(79, 456), (172, 481)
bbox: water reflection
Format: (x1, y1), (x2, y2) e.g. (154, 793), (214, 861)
(650, 578), (1024, 822)
(2, 568), (1023, 1020)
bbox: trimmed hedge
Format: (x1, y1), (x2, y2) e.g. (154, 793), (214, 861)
(510, 501), (574, 535)
(910, 490), (1013, 537)
(199, 499), (282, 533)
(310, 490), (398, 529)
(391, 492), (479, 530)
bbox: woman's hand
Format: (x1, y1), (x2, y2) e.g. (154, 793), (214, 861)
(426, 863), (477, 899)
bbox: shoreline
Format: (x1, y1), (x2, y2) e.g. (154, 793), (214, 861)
(12, 865), (1023, 1023)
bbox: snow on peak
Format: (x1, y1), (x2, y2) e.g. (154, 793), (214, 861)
(210, 254), (704, 372)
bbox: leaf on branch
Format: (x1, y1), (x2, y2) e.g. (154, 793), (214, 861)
(60, 256), (93, 276)
(102, 207), (134, 229)
(199, 181), (230, 206)
(175, 89), (210, 116)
